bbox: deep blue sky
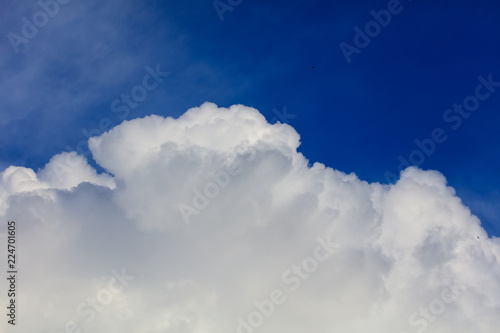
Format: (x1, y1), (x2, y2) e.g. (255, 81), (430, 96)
(1, 0), (499, 235)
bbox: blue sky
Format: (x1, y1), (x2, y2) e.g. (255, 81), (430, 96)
(1, 0), (499, 235)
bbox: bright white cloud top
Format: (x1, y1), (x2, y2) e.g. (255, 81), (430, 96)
(1, 102), (499, 333)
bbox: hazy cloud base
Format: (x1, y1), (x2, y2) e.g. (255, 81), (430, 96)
(1, 103), (499, 333)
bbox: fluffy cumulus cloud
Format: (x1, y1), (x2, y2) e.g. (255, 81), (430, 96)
(1, 102), (500, 333)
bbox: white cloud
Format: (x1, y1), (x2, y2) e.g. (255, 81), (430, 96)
(1, 102), (499, 333)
